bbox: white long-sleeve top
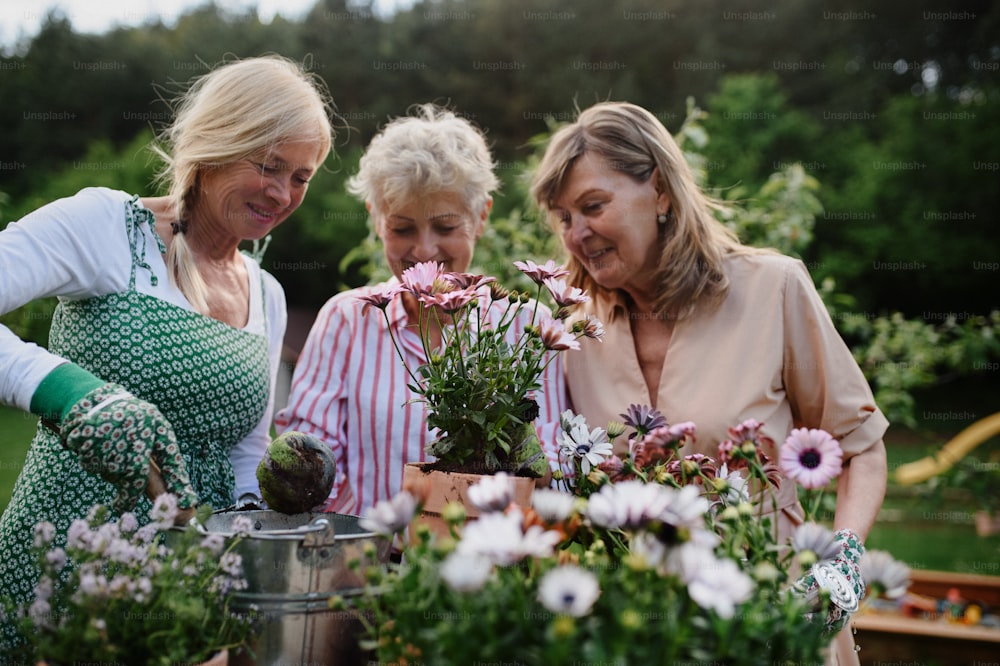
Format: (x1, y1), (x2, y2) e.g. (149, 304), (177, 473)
(0, 187), (285, 498)
(275, 280), (568, 515)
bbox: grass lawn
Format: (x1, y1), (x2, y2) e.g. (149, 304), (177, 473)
(0, 405), (38, 510)
(0, 375), (997, 574)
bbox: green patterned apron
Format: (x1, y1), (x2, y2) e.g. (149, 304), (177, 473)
(0, 196), (270, 609)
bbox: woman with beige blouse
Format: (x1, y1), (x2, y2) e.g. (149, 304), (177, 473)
(530, 101), (888, 666)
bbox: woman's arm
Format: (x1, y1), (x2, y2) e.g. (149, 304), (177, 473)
(229, 268), (288, 500)
(833, 439), (888, 540)
(0, 188), (134, 411)
(780, 258), (890, 539)
(273, 297), (352, 503)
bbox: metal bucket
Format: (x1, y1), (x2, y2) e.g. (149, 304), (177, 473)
(196, 510), (390, 666)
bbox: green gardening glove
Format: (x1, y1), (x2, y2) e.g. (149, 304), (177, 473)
(58, 383), (199, 515)
(794, 528), (866, 633)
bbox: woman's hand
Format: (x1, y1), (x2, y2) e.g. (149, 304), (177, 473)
(794, 528), (866, 632)
(59, 383), (198, 518)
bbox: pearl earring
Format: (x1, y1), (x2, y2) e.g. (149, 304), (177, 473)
(657, 212), (668, 224)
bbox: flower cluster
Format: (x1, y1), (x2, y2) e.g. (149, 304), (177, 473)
(357, 259), (603, 477)
(2, 496), (256, 664)
(348, 406), (911, 664)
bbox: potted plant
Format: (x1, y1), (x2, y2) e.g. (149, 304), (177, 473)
(346, 406), (910, 664)
(357, 259), (601, 531)
(2, 494), (256, 665)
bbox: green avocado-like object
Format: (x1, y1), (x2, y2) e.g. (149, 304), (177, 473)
(256, 431), (337, 514)
(511, 421), (549, 478)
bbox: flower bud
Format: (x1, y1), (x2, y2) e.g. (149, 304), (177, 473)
(586, 469), (609, 486)
(551, 615), (576, 638)
(489, 283), (510, 300)
(442, 501), (466, 525)
(753, 561), (781, 583)
(620, 608), (642, 631)
(737, 502), (755, 518)
(606, 421), (627, 439)
(798, 550), (818, 569)
(623, 552), (648, 571)
(718, 506), (740, 523)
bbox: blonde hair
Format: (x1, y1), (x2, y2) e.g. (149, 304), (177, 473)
(530, 101), (757, 319)
(152, 55), (335, 313)
(347, 103), (498, 223)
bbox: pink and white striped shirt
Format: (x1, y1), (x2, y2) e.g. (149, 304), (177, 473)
(274, 278), (568, 515)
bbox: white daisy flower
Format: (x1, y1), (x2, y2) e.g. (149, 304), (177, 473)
(672, 544), (753, 619)
(467, 472), (516, 514)
(791, 522), (842, 565)
(359, 491), (418, 537)
(718, 463), (750, 504)
(531, 489), (577, 523)
(537, 565), (600, 617)
(440, 553), (493, 592)
(585, 480), (673, 530)
(860, 550), (911, 600)
(558, 422), (614, 475)
(457, 508), (562, 566)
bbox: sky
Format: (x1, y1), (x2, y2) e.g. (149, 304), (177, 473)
(0, 0), (405, 50)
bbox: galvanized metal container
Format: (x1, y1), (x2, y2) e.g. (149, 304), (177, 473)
(197, 510), (389, 666)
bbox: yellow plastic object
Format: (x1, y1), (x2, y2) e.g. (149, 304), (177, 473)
(894, 411), (1000, 485)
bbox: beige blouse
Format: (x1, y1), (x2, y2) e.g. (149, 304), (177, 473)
(566, 252), (889, 526)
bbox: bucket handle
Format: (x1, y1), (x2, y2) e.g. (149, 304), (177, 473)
(187, 514), (337, 544)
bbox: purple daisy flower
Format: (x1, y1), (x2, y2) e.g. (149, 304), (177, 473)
(620, 404), (668, 437)
(779, 428), (843, 489)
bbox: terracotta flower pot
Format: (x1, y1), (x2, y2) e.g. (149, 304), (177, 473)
(402, 462), (535, 540)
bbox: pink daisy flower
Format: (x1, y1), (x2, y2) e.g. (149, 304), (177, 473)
(443, 272), (496, 290)
(542, 277), (590, 307)
(418, 287), (478, 313)
(401, 261), (444, 295)
(779, 428), (843, 489)
(581, 315), (605, 341)
(514, 259), (570, 284)
(355, 285), (400, 315)
(538, 319), (579, 351)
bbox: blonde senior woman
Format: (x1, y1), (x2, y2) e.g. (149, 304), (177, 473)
(530, 101), (888, 666)
(276, 104), (567, 515)
(0, 55), (334, 624)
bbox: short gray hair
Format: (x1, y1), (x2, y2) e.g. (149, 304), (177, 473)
(348, 104), (498, 223)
